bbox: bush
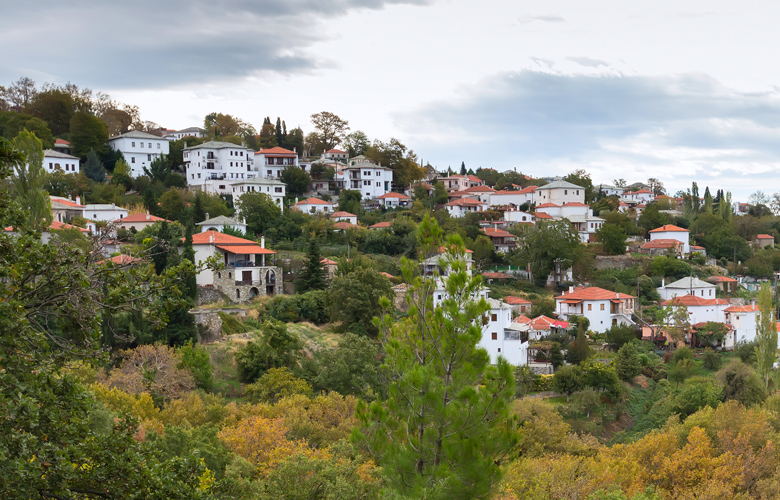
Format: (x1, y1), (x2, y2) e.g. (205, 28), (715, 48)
(734, 340), (758, 364)
(261, 290), (329, 324)
(177, 341), (213, 391)
(701, 348), (721, 371)
(668, 358), (694, 387)
(669, 346), (694, 366)
(605, 324), (639, 350)
(581, 359), (621, 398)
(244, 367), (312, 404)
(235, 320), (303, 382)
(553, 365), (585, 399)
(670, 377), (721, 417)
(716, 359), (767, 406)
(615, 343), (641, 381)
(533, 374), (554, 392)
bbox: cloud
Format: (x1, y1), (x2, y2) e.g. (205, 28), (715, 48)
(517, 15), (565, 24)
(567, 56), (609, 68)
(398, 70), (780, 198)
(0, 0), (433, 89)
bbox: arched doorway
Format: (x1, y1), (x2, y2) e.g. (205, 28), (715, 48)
(249, 287), (259, 299)
(265, 270), (276, 296)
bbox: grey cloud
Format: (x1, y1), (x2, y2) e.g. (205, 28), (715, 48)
(398, 71), (780, 196)
(517, 15), (565, 24)
(0, 0), (433, 88)
(567, 57), (609, 68)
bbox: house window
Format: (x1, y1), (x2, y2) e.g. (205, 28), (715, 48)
(132, 142), (136, 147)
(148, 143), (151, 148)
(491, 332), (497, 340)
(588, 304), (592, 311)
(140, 142), (144, 148)
(218, 272), (221, 278)
(497, 348), (501, 353)
(491, 313), (497, 321)
(600, 304), (605, 311)
(564, 190), (567, 195)
(131, 157), (135, 163)
(93, 214), (97, 218)
(219, 185), (225, 190)
(236, 289), (240, 299)
(147, 154), (151, 161)
(157, 143), (160, 149)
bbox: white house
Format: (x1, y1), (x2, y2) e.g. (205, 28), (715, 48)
(164, 127), (205, 140)
(107, 130), (170, 178)
(191, 231), (281, 303)
(534, 202), (604, 243)
(657, 277), (717, 301)
(85, 203), (128, 222)
(621, 189), (655, 205)
(115, 213), (171, 232)
(43, 149), (79, 174)
(723, 304), (758, 348)
(478, 298), (529, 366)
(489, 186), (537, 208)
(321, 148), (348, 163)
(555, 286), (636, 333)
(376, 192), (412, 207)
(184, 141), (254, 189)
(230, 177), (286, 211)
(255, 147), (299, 179)
(659, 294), (730, 326)
(438, 174), (483, 192)
(463, 185), (495, 204)
(649, 224), (690, 254)
(444, 198), (486, 217)
(330, 211), (358, 225)
(196, 215), (247, 234)
(503, 209), (536, 225)
(534, 179), (586, 205)
(595, 184), (624, 197)
(292, 197), (335, 214)
(50, 196), (84, 223)
(337, 158), (393, 200)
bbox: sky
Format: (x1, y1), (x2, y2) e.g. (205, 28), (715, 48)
(3, 0), (780, 200)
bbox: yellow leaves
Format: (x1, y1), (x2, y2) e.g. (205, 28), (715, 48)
(197, 460), (215, 492)
(218, 415), (329, 474)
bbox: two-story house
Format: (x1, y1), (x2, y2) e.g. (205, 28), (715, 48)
(489, 186), (537, 208)
(337, 158), (393, 200)
(43, 149), (80, 174)
(164, 127), (205, 140)
(107, 130), (170, 178)
(231, 177), (286, 211)
(649, 224), (690, 254)
(444, 198), (487, 217)
(723, 304), (759, 348)
(534, 179), (585, 205)
(657, 277), (716, 301)
(481, 227), (517, 253)
(191, 231), (282, 303)
(292, 197), (335, 214)
(555, 286), (635, 333)
(659, 294), (730, 326)
(184, 141), (254, 189)
(255, 147), (299, 179)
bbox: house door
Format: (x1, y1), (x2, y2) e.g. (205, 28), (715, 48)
(242, 271), (252, 283)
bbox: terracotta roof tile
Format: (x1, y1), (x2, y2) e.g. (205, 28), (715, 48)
(649, 224), (689, 233)
(557, 286), (635, 301)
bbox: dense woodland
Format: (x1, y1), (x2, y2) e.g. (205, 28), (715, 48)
(7, 77), (780, 499)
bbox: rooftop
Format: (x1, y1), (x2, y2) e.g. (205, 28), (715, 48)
(109, 130), (170, 141)
(649, 224), (690, 233)
(558, 286), (635, 301)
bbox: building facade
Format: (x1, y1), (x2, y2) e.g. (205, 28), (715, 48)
(107, 130), (171, 178)
(184, 141), (255, 189)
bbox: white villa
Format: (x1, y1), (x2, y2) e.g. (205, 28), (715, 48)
(107, 130), (170, 178)
(230, 177), (286, 211)
(649, 224), (690, 254)
(337, 157), (393, 200)
(184, 141), (254, 189)
(292, 197), (335, 214)
(657, 277), (717, 301)
(255, 147), (299, 179)
(164, 127), (205, 140)
(196, 215), (248, 234)
(534, 179), (586, 205)
(555, 286), (636, 333)
(43, 149), (79, 174)
(85, 203), (128, 222)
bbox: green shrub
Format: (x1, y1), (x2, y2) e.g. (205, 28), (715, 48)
(177, 341), (213, 391)
(244, 367), (312, 404)
(670, 346), (694, 366)
(605, 324), (639, 350)
(701, 348), (721, 371)
(615, 343), (641, 381)
(553, 365), (585, 399)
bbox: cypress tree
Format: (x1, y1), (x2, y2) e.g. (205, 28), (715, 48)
(566, 323), (591, 365)
(84, 148), (106, 182)
(460, 161), (466, 175)
(298, 239), (328, 292)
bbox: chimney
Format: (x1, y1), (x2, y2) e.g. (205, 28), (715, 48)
(205, 213), (209, 221)
(568, 286), (574, 294)
(261, 236), (265, 249)
(75, 195), (81, 205)
(209, 234), (213, 244)
(145, 212), (150, 220)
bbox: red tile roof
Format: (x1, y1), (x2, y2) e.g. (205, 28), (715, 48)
(370, 221), (392, 229)
(216, 244), (276, 255)
(445, 198), (486, 207)
(649, 224), (689, 233)
(380, 272), (396, 279)
(326, 148), (346, 154)
(562, 202), (589, 207)
(519, 185), (538, 194)
(50, 220), (90, 232)
(54, 138), (70, 145)
(332, 221), (357, 230)
(115, 213), (169, 223)
(438, 245), (474, 254)
(557, 286), (635, 301)
(482, 272), (512, 279)
(757, 234), (774, 239)
(467, 175), (482, 182)
(535, 203), (559, 208)
(482, 227), (515, 238)
(724, 304), (758, 313)
(255, 146), (297, 156)
(296, 197), (331, 205)
(642, 239), (682, 249)
(99, 254), (142, 265)
(530, 315), (557, 330)
(534, 212), (553, 219)
(377, 192), (411, 200)
(192, 230), (259, 246)
(660, 294), (728, 307)
(464, 185), (495, 193)
(708, 276), (737, 283)
(505, 296), (532, 305)
(321, 258), (338, 265)
(514, 314), (532, 324)
(330, 211), (356, 218)
(50, 196), (85, 208)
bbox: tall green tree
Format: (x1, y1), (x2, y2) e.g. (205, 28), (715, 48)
(12, 129), (51, 230)
(356, 216), (516, 500)
(298, 239), (328, 293)
(510, 219), (580, 285)
(755, 282), (777, 391)
(596, 223), (627, 255)
(310, 111), (350, 151)
(84, 148), (107, 182)
(280, 165), (311, 196)
(338, 189), (362, 215)
(237, 192), (281, 235)
(567, 323), (591, 365)
(69, 111), (108, 158)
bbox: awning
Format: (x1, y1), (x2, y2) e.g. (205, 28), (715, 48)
(216, 244), (276, 255)
(560, 299), (582, 304)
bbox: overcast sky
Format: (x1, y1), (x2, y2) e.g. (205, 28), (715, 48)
(3, 0), (780, 200)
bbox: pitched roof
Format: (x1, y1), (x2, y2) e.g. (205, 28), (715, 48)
(724, 304), (758, 313)
(184, 140), (249, 150)
(49, 220), (89, 232)
(660, 294), (728, 307)
(482, 272), (512, 279)
(332, 221), (357, 230)
(535, 203), (559, 208)
(505, 296), (532, 305)
(54, 138), (70, 145)
(757, 234), (774, 239)
(320, 258), (338, 265)
(326, 148), (347, 154)
(116, 213), (169, 223)
(649, 224), (690, 233)
(438, 245), (474, 254)
(467, 175), (482, 182)
(216, 244), (275, 255)
(377, 192), (411, 200)
(330, 211), (357, 218)
(445, 198), (486, 207)
(196, 215), (244, 226)
(43, 149), (79, 160)
(481, 227), (515, 238)
(535, 179), (584, 190)
(50, 196), (84, 208)
(380, 272), (396, 279)
(192, 230), (259, 246)
(642, 239), (681, 249)
(296, 197), (332, 205)
(562, 202), (589, 207)
(663, 277), (715, 289)
(464, 185), (495, 193)
(534, 212), (553, 219)
(557, 286), (635, 301)
(370, 221), (392, 229)
(256, 146), (297, 156)
(530, 315), (557, 330)
(109, 130), (170, 140)
(518, 185), (538, 194)
(99, 254), (142, 266)
(707, 276), (737, 283)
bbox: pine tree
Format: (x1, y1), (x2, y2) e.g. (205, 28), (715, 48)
(84, 148), (106, 182)
(357, 216), (516, 500)
(275, 117), (283, 146)
(566, 323), (591, 365)
(181, 226), (198, 300)
(298, 239), (328, 292)
(460, 161), (466, 175)
(192, 192), (205, 224)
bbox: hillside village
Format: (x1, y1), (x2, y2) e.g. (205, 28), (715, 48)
(6, 78), (780, 499)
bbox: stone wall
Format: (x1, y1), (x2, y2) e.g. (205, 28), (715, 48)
(196, 286), (227, 306)
(192, 310), (223, 344)
(213, 266), (283, 304)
